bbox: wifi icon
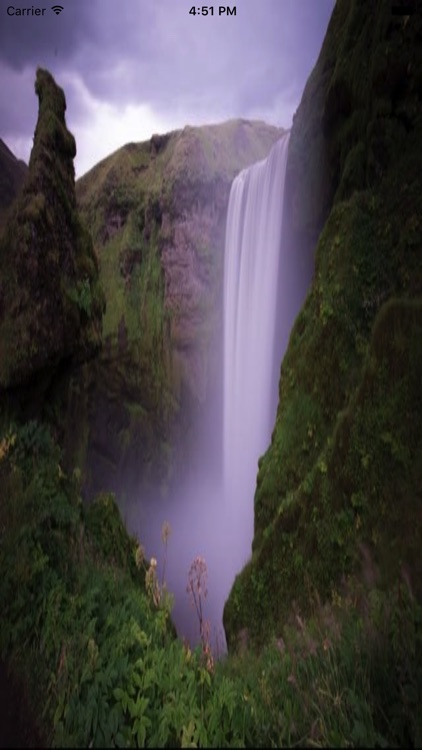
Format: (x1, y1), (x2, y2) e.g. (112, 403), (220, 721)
(51, 5), (64, 14)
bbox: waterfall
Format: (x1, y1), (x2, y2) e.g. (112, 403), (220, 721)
(130, 132), (294, 653)
(223, 132), (290, 563)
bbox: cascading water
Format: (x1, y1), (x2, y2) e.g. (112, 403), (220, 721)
(131, 132), (294, 652)
(223, 132), (290, 566)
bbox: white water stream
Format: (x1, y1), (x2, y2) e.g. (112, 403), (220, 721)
(223, 133), (290, 553)
(131, 133), (292, 652)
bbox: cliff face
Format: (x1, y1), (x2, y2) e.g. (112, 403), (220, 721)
(0, 140), (27, 228)
(0, 69), (104, 393)
(224, 0), (422, 648)
(74, 120), (284, 498)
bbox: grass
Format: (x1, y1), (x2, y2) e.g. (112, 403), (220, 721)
(0, 419), (420, 747)
(224, 0), (422, 660)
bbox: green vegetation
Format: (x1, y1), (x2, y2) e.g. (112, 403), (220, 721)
(0, 68), (104, 390)
(225, 298), (422, 645)
(71, 118), (283, 498)
(76, 117), (283, 372)
(0, 421), (242, 747)
(1, 421), (421, 747)
(223, 0), (422, 691)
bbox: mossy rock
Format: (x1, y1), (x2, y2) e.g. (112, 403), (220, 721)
(224, 0), (422, 650)
(0, 68), (104, 391)
(72, 119), (284, 498)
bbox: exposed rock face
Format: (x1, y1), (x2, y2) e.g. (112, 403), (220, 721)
(0, 68), (104, 391)
(224, 0), (422, 649)
(75, 120), (284, 497)
(0, 140), (27, 228)
(161, 178), (226, 403)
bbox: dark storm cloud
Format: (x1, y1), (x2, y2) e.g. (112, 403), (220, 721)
(0, 64), (34, 134)
(0, 0), (335, 174)
(0, 0), (334, 109)
(74, 0), (335, 117)
(0, 0), (95, 69)
(0, 0), (162, 135)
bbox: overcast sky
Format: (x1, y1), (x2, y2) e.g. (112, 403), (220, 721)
(0, 0), (335, 177)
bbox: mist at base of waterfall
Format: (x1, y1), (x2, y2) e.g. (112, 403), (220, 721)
(123, 132), (312, 653)
(126, 469), (254, 655)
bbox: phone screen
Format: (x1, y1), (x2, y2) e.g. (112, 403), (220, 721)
(1, 2), (420, 747)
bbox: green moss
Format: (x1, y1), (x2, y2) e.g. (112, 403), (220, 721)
(225, 0), (422, 652)
(71, 118), (283, 497)
(1, 418), (421, 747)
(226, 294), (422, 649)
(0, 68), (104, 391)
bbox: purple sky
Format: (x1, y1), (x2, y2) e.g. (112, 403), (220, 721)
(0, 0), (335, 177)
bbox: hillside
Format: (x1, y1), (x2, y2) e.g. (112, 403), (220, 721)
(224, 0), (422, 650)
(72, 120), (284, 498)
